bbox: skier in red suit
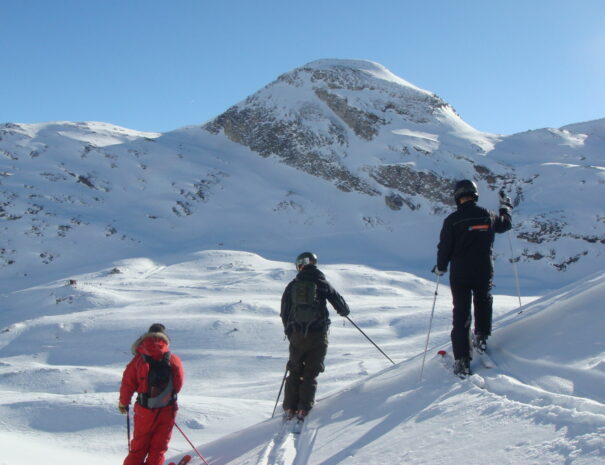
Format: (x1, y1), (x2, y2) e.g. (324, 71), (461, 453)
(119, 323), (185, 465)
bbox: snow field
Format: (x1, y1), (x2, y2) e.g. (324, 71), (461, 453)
(0, 250), (458, 463)
(5, 250), (587, 464)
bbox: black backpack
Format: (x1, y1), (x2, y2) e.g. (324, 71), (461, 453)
(138, 352), (175, 408)
(290, 279), (324, 333)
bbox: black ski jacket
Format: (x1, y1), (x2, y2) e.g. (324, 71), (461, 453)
(281, 264), (350, 335)
(437, 201), (512, 281)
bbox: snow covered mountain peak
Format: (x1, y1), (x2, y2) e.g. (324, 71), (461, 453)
(279, 58), (432, 94)
(203, 58), (500, 203)
(207, 58), (460, 143)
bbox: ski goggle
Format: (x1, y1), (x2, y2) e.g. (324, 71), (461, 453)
(295, 257), (315, 270)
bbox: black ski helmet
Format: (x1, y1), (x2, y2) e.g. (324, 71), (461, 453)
(453, 179), (479, 204)
(295, 252), (318, 270)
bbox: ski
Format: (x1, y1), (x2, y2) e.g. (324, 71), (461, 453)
(438, 350), (488, 390)
(277, 411), (300, 437)
(168, 454), (191, 465)
(437, 350), (471, 379)
(258, 410), (312, 465)
(276, 413), (292, 438)
(293, 415), (305, 434)
(437, 349), (454, 373)
(280, 409), (307, 435)
(472, 335), (496, 368)
(475, 348), (496, 368)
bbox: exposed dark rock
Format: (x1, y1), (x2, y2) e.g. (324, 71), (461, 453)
(314, 89), (384, 140)
(553, 251), (588, 271)
(205, 105), (379, 195)
(384, 193), (418, 211)
(517, 217), (565, 244)
(370, 165), (454, 206)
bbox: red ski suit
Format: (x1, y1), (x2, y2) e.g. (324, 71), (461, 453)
(120, 332), (184, 465)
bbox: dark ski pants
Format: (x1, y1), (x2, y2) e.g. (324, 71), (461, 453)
(450, 278), (493, 360)
(283, 331), (328, 412)
(123, 403), (176, 465)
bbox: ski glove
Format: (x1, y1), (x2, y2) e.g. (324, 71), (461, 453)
(118, 402), (129, 414)
(499, 190), (513, 210)
(431, 265), (446, 276)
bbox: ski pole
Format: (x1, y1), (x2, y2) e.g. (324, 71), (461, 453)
(345, 315), (396, 365)
(419, 275), (440, 382)
(126, 407), (131, 452)
(271, 364), (288, 418)
(507, 231), (523, 311)
(174, 422), (210, 465)
(500, 189), (523, 311)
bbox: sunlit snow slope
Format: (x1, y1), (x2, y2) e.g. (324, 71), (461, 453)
(195, 267), (605, 465)
(2, 251), (603, 464)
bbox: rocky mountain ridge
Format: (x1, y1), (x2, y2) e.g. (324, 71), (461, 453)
(205, 60), (508, 204)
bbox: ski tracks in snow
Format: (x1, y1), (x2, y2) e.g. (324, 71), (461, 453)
(467, 349), (605, 461)
(437, 347), (605, 460)
(257, 417), (317, 465)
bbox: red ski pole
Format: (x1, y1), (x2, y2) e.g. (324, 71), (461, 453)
(174, 422), (210, 465)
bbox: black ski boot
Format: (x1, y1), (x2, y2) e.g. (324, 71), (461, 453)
(453, 357), (472, 378)
(473, 333), (488, 354)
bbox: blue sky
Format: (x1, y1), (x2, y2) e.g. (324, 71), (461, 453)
(2, 0), (604, 135)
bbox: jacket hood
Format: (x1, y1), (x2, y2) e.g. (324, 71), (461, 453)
(296, 264), (325, 281)
(457, 200), (477, 211)
(131, 331), (170, 358)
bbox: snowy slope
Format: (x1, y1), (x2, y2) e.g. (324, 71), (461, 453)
(0, 250), (527, 464)
(1, 251), (603, 464)
(181, 265), (605, 465)
(1, 60), (604, 295)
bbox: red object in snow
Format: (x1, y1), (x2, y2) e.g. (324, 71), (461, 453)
(168, 455), (192, 465)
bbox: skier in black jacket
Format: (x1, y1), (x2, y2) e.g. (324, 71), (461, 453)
(433, 180), (512, 377)
(280, 252), (350, 419)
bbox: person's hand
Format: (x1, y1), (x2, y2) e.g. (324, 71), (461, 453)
(499, 190), (512, 210)
(118, 402), (129, 414)
(431, 265), (446, 276)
